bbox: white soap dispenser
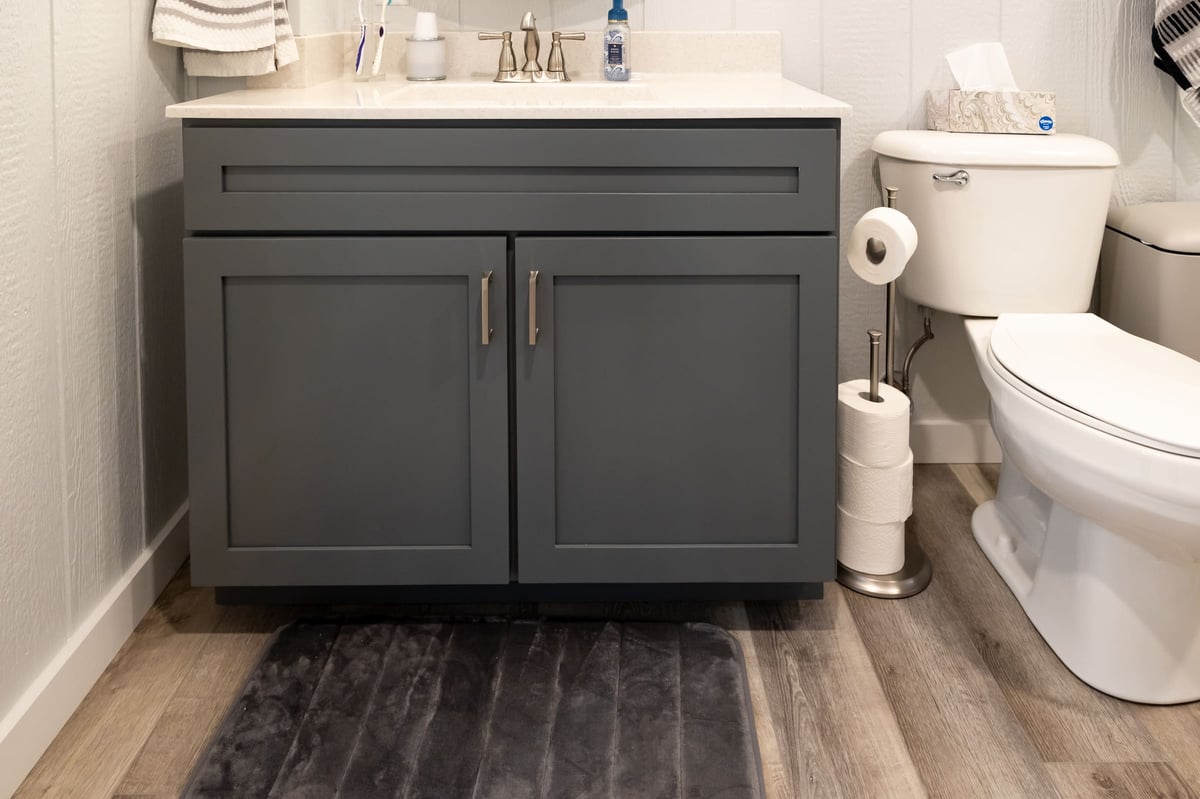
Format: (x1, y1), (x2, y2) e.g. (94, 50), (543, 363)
(603, 0), (631, 81)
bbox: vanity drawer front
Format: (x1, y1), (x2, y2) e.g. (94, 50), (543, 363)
(183, 125), (838, 233)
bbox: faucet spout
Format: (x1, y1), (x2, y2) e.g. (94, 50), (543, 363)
(520, 11), (542, 75)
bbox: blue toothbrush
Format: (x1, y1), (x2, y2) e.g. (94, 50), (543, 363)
(354, 0), (367, 75)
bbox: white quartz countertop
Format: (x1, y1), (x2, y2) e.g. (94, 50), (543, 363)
(166, 73), (850, 121)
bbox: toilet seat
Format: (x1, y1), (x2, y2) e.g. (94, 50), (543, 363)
(987, 313), (1200, 458)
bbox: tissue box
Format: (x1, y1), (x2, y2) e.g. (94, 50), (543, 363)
(927, 90), (1057, 135)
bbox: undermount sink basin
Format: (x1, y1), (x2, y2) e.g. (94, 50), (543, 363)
(388, 80), (657, 106)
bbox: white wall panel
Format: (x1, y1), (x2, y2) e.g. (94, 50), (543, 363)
(1174, 102), (1200, 200)
(553, 0), (644, 31)
(290, 0), (347, 35)
(909, 0), (1001, 128)
(735, 0), (821, 92)
(133, 0), (190, 534)
(383, 0), (461, 33)
(461, 0), (553, 32)
(52, 0), (147, 622)
(644, 0), (734, 31)
(899, 0), (1000, 449)
(1084, 0), (1176, 204)
(823, 0), (911, 382)
(0, 0), (71, 723)
(1000, 0), (1089, 133)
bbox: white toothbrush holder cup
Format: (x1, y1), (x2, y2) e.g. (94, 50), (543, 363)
(406, 37), (446, 81)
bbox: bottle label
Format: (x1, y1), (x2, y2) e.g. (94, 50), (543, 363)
(607, 42), (624, 65)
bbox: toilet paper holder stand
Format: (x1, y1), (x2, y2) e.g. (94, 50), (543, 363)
(837, 187), (933, 600)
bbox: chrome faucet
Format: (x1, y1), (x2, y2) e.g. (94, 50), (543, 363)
(520, 11), (542, 77)
(479, 12), (586, 82)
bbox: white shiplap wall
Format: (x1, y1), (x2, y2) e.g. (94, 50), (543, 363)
(295, 0), (1198, 459)
(0, 0), (70, 740)
(0, 0), (189, 752)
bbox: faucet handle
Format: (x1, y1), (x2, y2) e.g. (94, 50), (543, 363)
(544, 31), (586, 81)
(479, 30), (523, 82)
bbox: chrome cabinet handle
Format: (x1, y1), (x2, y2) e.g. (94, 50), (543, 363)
(481, 270), (494, 345)
(528, 270), (540, 346)
(932, 169), (970, 186)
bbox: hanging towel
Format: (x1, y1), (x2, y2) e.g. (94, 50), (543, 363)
(152, 0), (299, 78)
(1153, 0), (1200, 125)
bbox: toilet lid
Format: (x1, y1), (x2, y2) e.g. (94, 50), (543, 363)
(989, 313), (1200, 457)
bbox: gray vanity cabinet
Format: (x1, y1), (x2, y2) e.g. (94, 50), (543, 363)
(181, 120), (841, 595)
(516, 237), (837, 583)
(184, 237), (510, 586)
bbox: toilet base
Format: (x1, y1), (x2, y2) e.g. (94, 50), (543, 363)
(973, 463), (1200, 705)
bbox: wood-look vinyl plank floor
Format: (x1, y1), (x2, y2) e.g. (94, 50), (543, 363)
(1046, 762), (1198, 799)
(938, 465), (1164, 764)
(18, 464), (1200, 799)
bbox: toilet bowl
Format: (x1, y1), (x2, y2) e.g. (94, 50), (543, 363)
(873, 130), (1200, 703)
(965, 314), (1200, 704)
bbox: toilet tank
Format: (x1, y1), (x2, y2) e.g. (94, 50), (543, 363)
(872, 131), (1119, 316)
(1101, 202), (1200, 362)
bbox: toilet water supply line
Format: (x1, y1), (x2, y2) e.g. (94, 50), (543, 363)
(883, 186), (936, 395)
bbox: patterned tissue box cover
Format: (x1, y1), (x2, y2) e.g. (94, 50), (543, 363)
(927, 90), (1057, 135)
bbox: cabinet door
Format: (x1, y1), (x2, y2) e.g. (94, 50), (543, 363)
(185, 238), (509, 586)
(516, 237), (837, 584)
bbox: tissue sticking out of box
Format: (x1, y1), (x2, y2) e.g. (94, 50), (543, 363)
(946, 43), (1018, 92)
(927, 42), (1056, 135)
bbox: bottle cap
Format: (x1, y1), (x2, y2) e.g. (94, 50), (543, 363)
(608, 0), (628, 22)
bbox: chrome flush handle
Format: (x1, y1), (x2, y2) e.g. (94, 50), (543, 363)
(932, 169), (970, 186)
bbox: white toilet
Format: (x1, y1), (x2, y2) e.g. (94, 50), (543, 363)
(873, 130), (1200, 704)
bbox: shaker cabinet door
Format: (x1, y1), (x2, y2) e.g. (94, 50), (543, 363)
(185, 237), (509, 586)
(515, 237), (837, 584)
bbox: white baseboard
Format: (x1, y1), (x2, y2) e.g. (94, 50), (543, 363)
(912, 418), (1002, 464)
(0, 502), (190, 799)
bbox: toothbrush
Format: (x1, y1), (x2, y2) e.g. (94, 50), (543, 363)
(371, 0), (392, 77)
(354, 0), (367, 76)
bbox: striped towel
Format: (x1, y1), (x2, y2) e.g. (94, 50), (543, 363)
(152, 0), (299, 78)
(1154, 0), (1200, 125)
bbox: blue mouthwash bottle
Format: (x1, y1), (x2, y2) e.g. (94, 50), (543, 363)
(603, 0), (630, 81)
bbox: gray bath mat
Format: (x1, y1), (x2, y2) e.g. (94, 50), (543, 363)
(183, 619), (765, 799)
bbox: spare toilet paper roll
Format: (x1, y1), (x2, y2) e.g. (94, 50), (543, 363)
(838, 379), (911, 468)
(837, 506), (906, 575)
(838, 449), (914, 524)
(848, 207), (920, 285)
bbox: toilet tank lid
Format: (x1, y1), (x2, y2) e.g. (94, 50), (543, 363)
(1107, 203), (1200, 255)
(872, 130), (1120, 167)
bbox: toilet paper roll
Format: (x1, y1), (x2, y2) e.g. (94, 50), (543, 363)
(848, 207), (920, 285)
(838, 449), (914, 524)
(837, 505), (906, 575)
(838, 379), (911, 468)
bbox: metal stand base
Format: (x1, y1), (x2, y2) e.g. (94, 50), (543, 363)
(837, 532), (932, 599)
